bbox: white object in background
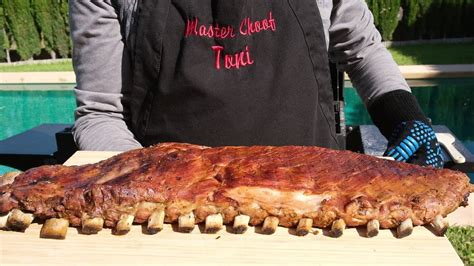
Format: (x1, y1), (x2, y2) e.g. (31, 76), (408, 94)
(376, 156), (395, 161)
(435, 133), (466, 164)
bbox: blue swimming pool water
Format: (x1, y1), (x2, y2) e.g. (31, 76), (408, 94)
(0, 86), (76, 174)
(0, 79), (473, 181)
(345, 78), (474, 182)
(344, 78), (474, 157)
(0, 89), (76, 140)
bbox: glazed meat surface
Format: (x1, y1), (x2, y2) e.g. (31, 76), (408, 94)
(0, 143), (471, 229)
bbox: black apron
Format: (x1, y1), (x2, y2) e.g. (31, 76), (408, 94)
(125, 0), (339, 148)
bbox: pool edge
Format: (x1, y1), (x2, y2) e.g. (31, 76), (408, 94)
(0, 65), (473, 88)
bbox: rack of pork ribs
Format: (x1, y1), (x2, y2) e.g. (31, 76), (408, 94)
(0, 143), (472, 239)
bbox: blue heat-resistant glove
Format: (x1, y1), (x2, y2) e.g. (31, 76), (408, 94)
(368, 90), (445, 169)
(384, 120), (444, 168)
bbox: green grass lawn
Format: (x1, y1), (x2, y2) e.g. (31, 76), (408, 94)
(0, 59), (73, 72)
(0, 42), (473, 72)
(388, 42), (474, 65)
(446, 226), (474, 265)
(0, 41), (472, 264)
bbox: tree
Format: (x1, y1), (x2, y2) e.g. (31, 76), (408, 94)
(2, 0), (41, 60)
(366, 0), (379, 26)
(32, 0), (56, 58)
(367, 0), (401, 41)
(51, 0), (70, 58)
(464, 0), (474, 37)
(0, 5), (8, 61)
(59, 0), (69, 29)
(31, 0), (70, 59)
(403, 0), (433, 26)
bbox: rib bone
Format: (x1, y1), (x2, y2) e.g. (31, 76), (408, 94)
(81, 215), (104, 235)
(0, 171), (21, 186)
(261, 216), (279, 235)
(40, 218), (70, 239)
(7, 209), (34, 231)
(147, 209), (165, 234)
(178, 212), (195, 233)
(331, 218), (346, 238)
(0, 143), (471, 239)
(233, 215), (250, 234)
(431, 214), (449, 236)
(366, 220), (380, 238)
(296, 218), (313, 236)
(205, 214), (223, 234)
(0, 211), (11, 229)
(114, 214), (135, 235)
(397, 218), (413, 238)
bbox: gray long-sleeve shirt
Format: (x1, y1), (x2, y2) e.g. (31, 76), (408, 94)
(70, 0), (410, 151)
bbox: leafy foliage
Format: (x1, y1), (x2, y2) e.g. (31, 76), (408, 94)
(0, 6), (7, 60)
(31, 0), (70, 58)
(50, 0), (70, 58)
(366, 0), (474, 41)
(446, 226), (474, 265)
(394, 0), (474, 40)
(403, 0), (433, 26)
(32, 0), (55, 53)
(1, 0), (70, 61)
(0, 0), (473, 61)
(2, 0), (41, 60)
(366, 0), (402, 41)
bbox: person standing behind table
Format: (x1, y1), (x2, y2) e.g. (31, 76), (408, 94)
(70, 0), (444, 168)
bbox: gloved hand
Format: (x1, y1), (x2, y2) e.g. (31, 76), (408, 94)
(384, 120), (444, 168)
(367, 90), (445, 169)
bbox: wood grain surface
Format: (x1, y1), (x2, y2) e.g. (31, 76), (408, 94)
(1, 151), (469, 265)
(0, 221), (463, 265)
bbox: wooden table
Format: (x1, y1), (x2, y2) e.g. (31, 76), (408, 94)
(1, 151), (471, 265)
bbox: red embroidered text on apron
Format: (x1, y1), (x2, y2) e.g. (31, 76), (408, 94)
(185, 12), (277, 70)
(129, 0), (338, 148)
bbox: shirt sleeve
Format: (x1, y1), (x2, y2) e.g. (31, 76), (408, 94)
(70, 0), (142, 151)
(328, 0), (411, 106)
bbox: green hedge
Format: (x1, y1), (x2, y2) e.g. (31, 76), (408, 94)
(0, 0), (473, 62)
(368, 0), (474, 41)
(3, 0), (41, 60)
(366, 0), (401, 41)
(0, 0), (69, 61)
(0, 6), (8, 60)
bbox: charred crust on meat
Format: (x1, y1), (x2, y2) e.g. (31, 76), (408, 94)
(204, 214), (223, 234)
(366, 220), (380, 238)
(331, 228), (343, 238)
(295, 218), (313, 236)
(81, 215), (104, 235)
(330, 219), (346, 238)
(6, 209), (34, 232)
(460, 193), (470, 207)
(397, 219), (413, 238)
(114, 214), (135, 235)
(431, 215), (448, 236)
(233, 225), (248, 234)
(261, 216), (279, 235)
(40, 218), (69, 239)
(178, 212), (195, 233)
(0, 143), (471, 237)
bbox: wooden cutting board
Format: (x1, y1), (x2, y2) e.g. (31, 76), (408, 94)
(1, 151), (469, 266)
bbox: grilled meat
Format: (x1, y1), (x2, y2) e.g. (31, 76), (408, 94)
(0, 143), (472, 232)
